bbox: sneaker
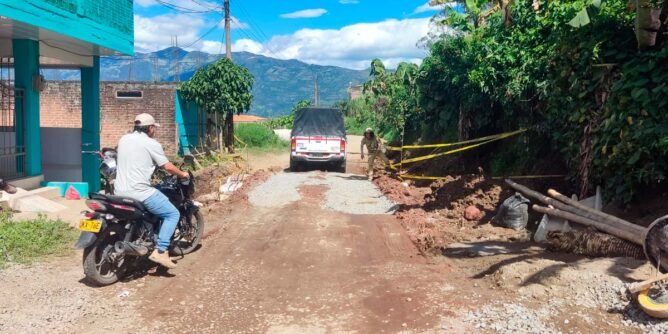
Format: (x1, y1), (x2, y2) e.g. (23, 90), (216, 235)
(148, 249), (177, 269)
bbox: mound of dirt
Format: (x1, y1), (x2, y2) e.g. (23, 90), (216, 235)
(375, 174), (530, 253)
(193, 162), (244, 197)
(425, 174), (510, 222)
(374, 175), (431, 207)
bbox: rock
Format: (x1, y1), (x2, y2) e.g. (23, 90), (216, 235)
(196, 192), (219, 203)
(464, 206), (482, 221)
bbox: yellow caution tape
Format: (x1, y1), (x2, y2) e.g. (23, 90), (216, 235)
(389, 129), (525, 170)
(490, 175), (566, 180)
(387, 129), (527, 151)
(398, 175), (451, 181)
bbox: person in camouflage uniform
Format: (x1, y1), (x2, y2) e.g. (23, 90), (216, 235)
(360, 128), (389, 181)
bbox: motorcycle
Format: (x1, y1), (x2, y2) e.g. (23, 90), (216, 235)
(82, 147), (117, 195)
(99, 148), (117, 195)
(75, 158), (204, 286)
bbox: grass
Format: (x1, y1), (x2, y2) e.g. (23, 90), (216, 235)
(235, 123), (289, 152)
(345, 116), (375, 136)
(0, 211), (78, 269)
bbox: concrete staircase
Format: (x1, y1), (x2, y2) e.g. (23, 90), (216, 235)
(2, 187), (87, 227)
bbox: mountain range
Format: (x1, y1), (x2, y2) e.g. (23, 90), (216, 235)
(42, 47), (370, 117)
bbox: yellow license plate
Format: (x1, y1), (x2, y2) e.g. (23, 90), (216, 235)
(79, 219), (102, 233)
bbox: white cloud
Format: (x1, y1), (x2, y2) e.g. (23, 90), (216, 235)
(339, 0), (360, 4)
(280, 8), (328, 19)
(414, 1), (456, 13)
(231, 39), (264, 54)
(135, 13), (434, 70)
(133, 14), (206, 52)
(199, 18), (432, 69)
(198, 40), (224, 54)
(218, 16), (249, 30)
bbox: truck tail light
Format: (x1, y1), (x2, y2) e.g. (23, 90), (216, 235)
(340, 139), (346, 152)
(291, 138), (296, 151)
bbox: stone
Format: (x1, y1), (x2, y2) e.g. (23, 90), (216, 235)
(464, 206), (482, 221)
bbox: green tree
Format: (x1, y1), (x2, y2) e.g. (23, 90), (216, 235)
(179, 58), (254, 152)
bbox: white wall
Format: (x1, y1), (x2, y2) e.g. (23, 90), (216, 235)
(41, 128), (82, 182)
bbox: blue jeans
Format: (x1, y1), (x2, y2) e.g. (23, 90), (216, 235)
(142, 191), (180, 252)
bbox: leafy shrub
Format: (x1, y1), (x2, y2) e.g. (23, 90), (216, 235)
(235, 123), (288, 150)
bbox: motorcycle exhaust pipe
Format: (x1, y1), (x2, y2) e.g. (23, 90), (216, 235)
(114, 241), (149, 256)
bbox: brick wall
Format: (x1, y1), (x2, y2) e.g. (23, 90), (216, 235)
(40, 81), (178, 154)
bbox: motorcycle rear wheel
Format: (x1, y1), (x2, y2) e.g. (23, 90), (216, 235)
(83, 227), (126, 286)
(170, 210), (204, 256)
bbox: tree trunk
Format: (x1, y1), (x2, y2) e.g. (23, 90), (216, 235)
(636, 0), (662, 48)
(224, 111), (235, 153)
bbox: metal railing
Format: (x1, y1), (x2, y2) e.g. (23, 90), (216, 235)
(0, 57), (26, 180)
(0, 146), (26, 180)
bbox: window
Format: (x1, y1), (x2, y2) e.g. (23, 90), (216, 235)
(116, 90), (143, 99)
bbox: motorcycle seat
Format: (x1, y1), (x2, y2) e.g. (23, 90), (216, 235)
(90, 193), (147, 212)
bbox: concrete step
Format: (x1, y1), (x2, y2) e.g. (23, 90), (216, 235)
(1, 187), (66, 212)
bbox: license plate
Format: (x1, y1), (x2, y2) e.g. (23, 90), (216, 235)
(79, 219), (102, 233)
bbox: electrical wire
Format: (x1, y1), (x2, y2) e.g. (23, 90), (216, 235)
(233, 1), (282, 57)
(155, 0), (222, 14)
(180, 16), (225, 49)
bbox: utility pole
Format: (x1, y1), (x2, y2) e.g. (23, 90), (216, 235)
(314, 73), (320, 106)
(224, 0), (232, 60)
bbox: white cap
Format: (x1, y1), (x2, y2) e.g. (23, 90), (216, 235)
(365, 127), (373, 133)
(135, 113), (160, 127)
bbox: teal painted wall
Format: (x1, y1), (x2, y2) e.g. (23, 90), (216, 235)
(176, 91), (203, 156)
(0, 0), (133, 55)
(13, 39), (41, 177)
(81, 56), (101, 193)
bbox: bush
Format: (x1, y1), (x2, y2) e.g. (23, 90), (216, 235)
(235, 123), (289, 150)
(0, 211), (78, 268)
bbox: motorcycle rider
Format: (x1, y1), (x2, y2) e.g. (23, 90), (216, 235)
(114, 113), (189, 269)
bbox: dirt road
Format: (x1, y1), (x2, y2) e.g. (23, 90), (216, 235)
(0, 168), (473, 333)
(133, 171), (470, 333)
(1, 141), (655, 333)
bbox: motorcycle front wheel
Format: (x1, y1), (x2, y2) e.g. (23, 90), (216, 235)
(170, 210), (204, 256)
(83, 226), (127, 286)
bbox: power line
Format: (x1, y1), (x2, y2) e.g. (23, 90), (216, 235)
(155, 0), (222, 14)
(233, 1), (282, 57)
(180, 16), (225, 49)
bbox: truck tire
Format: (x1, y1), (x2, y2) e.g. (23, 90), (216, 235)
(290, 159), (299, 172)
(337, 162), (346, 173)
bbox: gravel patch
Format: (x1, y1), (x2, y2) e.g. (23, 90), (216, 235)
(0, 258), (144, 333)
(248, 171), (395, 215)
(463, 303), (560, 333)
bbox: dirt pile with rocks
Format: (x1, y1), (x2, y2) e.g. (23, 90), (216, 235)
(193, 161), (245, 198)
(375, 174), (525, 253)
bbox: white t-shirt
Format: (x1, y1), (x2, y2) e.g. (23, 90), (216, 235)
(114, 131), (169, 201)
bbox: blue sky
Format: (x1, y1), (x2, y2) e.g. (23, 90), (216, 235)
(133, 0), (452, 69)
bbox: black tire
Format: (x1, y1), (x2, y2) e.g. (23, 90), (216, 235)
(170, 210), (204, 256)
(82, 227), (127, 286)
(290, 159), (299, 172)
(338, 162), (346, 173)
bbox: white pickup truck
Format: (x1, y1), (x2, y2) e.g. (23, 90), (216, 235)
(289, 107), (347, 172)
